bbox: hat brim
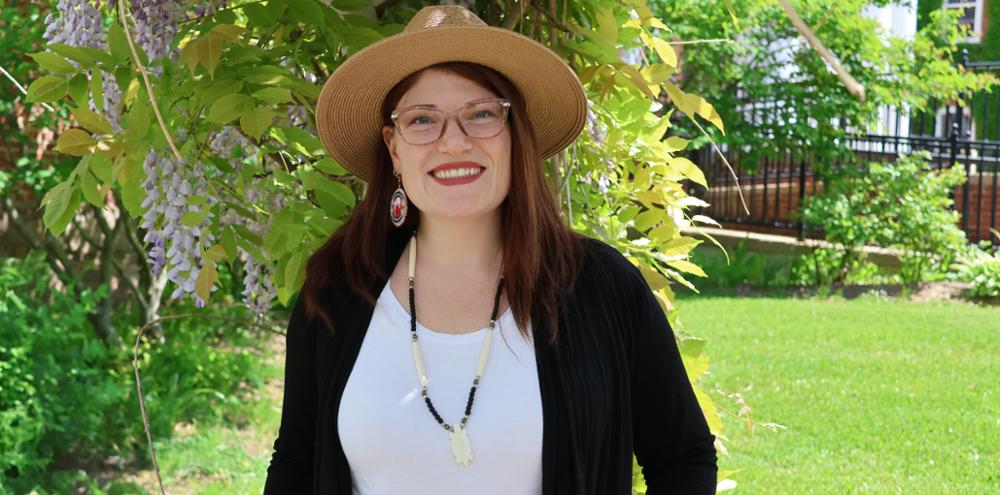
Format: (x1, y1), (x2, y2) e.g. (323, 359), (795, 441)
(315, 25), (588, 182)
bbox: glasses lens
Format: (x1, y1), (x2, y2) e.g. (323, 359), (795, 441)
(396, 108), (443, 145)
(459, 101), (505, 138)
(395, 100), (507, 144)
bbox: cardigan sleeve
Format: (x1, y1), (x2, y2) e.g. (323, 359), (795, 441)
(627, 266), (718, 494)
(263, 296), (317, 494)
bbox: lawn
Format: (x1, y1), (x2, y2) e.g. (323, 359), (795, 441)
(675, 291), (999, 494)
(90, 293), (998, 494)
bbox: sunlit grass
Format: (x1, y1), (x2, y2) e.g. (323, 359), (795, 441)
(675, 292), (999, 494)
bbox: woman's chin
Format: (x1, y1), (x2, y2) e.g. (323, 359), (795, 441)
(420, 203), (500, 223)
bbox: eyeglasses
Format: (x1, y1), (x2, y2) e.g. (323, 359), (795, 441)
(390, 97), (511, 145)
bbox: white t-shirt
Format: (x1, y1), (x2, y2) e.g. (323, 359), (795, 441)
(339, 281), (543, 495)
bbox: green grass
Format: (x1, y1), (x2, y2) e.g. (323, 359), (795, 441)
(81, 294), (996, 494)
(144, 355), (284, 494)
(675, 292), (1000, 494)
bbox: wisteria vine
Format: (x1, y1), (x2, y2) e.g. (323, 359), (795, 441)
(42, 0), (281, 317)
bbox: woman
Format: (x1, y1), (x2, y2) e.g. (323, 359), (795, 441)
(264, 5), (717, 495)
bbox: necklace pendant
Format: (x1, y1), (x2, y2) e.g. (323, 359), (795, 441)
(449, 424), (474, 465)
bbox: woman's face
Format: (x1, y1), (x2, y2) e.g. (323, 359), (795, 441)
(382, 68), (512, 222)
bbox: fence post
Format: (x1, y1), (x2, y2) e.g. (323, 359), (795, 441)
(958, 50), (971, 235)
(797, 150), (806, 241)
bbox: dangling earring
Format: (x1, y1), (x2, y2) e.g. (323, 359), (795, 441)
(390, 172), (408, 227)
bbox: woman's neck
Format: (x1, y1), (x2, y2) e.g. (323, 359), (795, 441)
(415, 211), (503, 277)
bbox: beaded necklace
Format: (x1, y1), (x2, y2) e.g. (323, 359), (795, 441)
(406, 231), (504, 465)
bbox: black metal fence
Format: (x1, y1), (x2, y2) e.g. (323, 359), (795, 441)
(691, 55), (1000, 246)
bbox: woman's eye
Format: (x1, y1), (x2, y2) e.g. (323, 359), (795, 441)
(406, 114), (433, 126)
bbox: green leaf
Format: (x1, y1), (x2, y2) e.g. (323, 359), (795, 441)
(659, 236), (702, 256)
(314, 189), (347, 218)
(667, 260), (707, 277)
(30, 51), (76, 74)
(285, 251), (307, 293)
(90, 153), (113, 183)
(196, 36), (223, 76)
(233, 223), (263, 245)
(54, 129), (98, 156)
(181, 210), (207, 227)
(204, 244), (227, 263)
(666, 157), (707, 188)
(635, 208), (664, 231)
(314, 157), (347, 175)
(179, 40), (200, 74)
(199, 79), (244, 107)
(210, 24), (245, 42)
(71, 107), (115, 136)
(279, 126), (324, 156)
(107, 22), (130, 63)
(41, 180), (78, 235)
(662, 82), (724, 134)
(126, 100), (152, 139)
(67, 73), (89, 106)
(649, 36), (678, 68)
(207, 93), (251, 123)
(221, 225), (237, 263)
(47, 43), (94, 66)
(90, 70), (105, 112)
(79, 170), (105, 208)
(252, 87), (293, 104)
(244, 3), (279, 25)
(240, 106), (275, 140)
(207, 155), (236, 174)
(26, 76), (68, 103)
(595, 7), (618, 46)
(120, 159), (145, 215)
(319, 178), (355, 207)
(195, 263), (218, 301)
(662, 136), (689, 152)
(284, 0), (325, 24)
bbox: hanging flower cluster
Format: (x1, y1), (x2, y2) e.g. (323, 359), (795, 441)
(140, 148), (219, 308)
(210, 127), (282, 319)
(43, 0), (123, 130)
(130, 0), (185, 64)
(43, 0), (106, 49)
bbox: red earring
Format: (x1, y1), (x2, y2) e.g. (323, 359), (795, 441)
(390, 172), (408, 227)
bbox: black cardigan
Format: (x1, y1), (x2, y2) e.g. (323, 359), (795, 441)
(263, 230), (718, 494)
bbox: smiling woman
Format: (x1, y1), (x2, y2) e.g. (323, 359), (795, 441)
(263, 5), (717, 495)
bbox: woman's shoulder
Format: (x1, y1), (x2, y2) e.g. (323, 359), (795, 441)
(575, 235), (648, 294)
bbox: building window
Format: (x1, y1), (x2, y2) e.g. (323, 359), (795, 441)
(943, 0), (985, 43)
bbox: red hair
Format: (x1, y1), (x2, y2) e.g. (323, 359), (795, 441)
(300, 62), (582, 345)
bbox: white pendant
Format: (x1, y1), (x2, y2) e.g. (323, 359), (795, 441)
(449, 424), (474, 465)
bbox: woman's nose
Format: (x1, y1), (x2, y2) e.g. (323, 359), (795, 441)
(436, 117), (474, 154)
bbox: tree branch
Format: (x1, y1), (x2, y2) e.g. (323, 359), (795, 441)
(118, 1), (183, 160)
(2, 194), (74, 284)
(502, 0), (529, 30)
(777, 0), (865, 101)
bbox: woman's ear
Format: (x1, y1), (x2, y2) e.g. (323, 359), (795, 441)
(382, 125), (398, 167)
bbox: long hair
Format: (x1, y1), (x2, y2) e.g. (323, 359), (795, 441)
(299, 61), (582, 346)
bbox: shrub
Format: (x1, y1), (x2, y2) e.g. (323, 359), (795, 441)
(0, 252), (114, 482)
(0, 252), (272, 493)
(949, 230), (1000, 299)
(796, 151), (968, 284)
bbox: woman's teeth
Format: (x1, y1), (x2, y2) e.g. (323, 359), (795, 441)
(433, 167), (482, 179)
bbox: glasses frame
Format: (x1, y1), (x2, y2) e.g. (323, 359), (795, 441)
(389, 97), (511, 145)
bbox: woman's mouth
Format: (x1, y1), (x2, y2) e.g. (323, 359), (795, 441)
(429, 164), (485, 186)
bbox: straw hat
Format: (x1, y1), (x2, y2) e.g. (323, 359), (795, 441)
(314, 4), (588, 182)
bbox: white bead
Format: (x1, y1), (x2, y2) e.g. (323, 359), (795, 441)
(411, 341), (427, 388)
(476, 329), (493, 376)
